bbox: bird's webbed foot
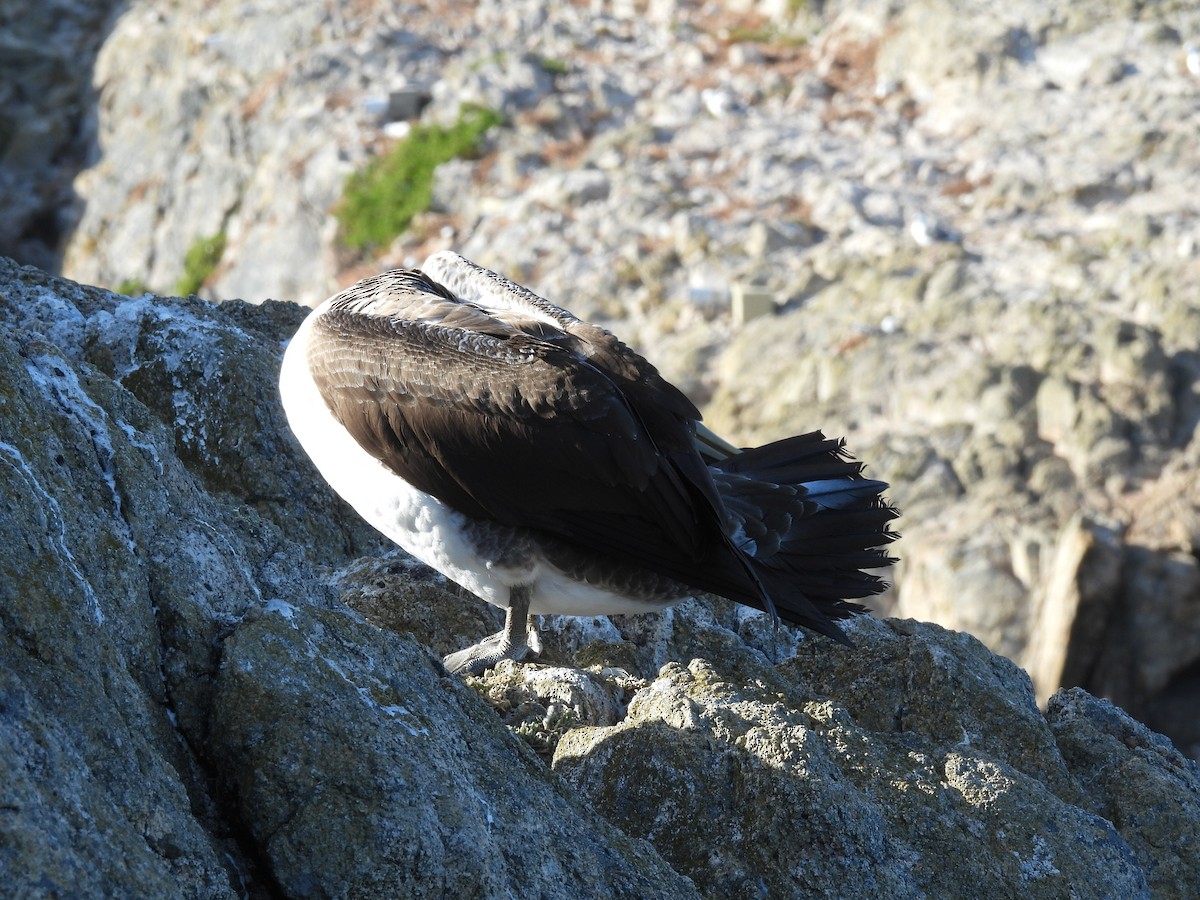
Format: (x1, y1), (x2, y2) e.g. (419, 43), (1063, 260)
(442, 585), (541, 675)
(442, 629), (536, 675)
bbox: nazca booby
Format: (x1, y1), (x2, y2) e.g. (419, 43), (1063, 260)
(280, 252), (898, 673)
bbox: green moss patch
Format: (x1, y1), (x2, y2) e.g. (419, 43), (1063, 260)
(336, 105), (503, 252)
(176, 232), (227, 296)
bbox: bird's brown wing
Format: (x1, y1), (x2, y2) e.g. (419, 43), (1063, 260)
(305, 275), (750, 592)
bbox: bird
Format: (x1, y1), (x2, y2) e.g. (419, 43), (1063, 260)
(1183, 42), (1200, 79)
(908, 211), (962, 248)
(279, 252), (898, 674)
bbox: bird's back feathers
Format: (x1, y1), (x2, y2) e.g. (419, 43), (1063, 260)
(303, 254), (898, 641)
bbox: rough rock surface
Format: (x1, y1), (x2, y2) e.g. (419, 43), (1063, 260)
(555, 632), (1146, 900)
(209, 605), (694, 899)
(1, 259), (1198, 896)
(37, 0), (1200, 756)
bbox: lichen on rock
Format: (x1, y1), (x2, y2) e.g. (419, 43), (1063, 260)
(551, 619), (1167, 900)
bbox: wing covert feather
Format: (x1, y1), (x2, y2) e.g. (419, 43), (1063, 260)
(306, 303), (714, 561)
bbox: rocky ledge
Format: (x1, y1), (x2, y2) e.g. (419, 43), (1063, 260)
(1, 259), (1197, 897)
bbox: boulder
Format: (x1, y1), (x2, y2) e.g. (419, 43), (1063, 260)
(553, 619), (1160, 899)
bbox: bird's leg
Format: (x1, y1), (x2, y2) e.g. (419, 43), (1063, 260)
(443, 584), (540, 675)
(525, 613), (543, 657)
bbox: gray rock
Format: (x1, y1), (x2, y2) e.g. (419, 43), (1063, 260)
(59, 0), (439, 302)
(208, 605), (695, 898)
(526, 167), (612, 208)
(896, 512), (1031, 661)
(1024, 514), (1125, 703)
(0, 258), (380, 566)
(0, 328), (242, 897)
(337, 561), (1200, 897)
(553, 618), (1163, 900)
(1047, 688), (1200, 898)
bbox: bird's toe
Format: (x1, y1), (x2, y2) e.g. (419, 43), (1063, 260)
(443, 630), (537, 675)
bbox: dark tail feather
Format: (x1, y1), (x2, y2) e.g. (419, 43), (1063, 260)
(718, 431), (856, 480)
(712, 431), (899, 640)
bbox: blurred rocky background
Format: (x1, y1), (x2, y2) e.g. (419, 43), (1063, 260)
(20, 0), (1196, 756)
(0, 0), (123, 270)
